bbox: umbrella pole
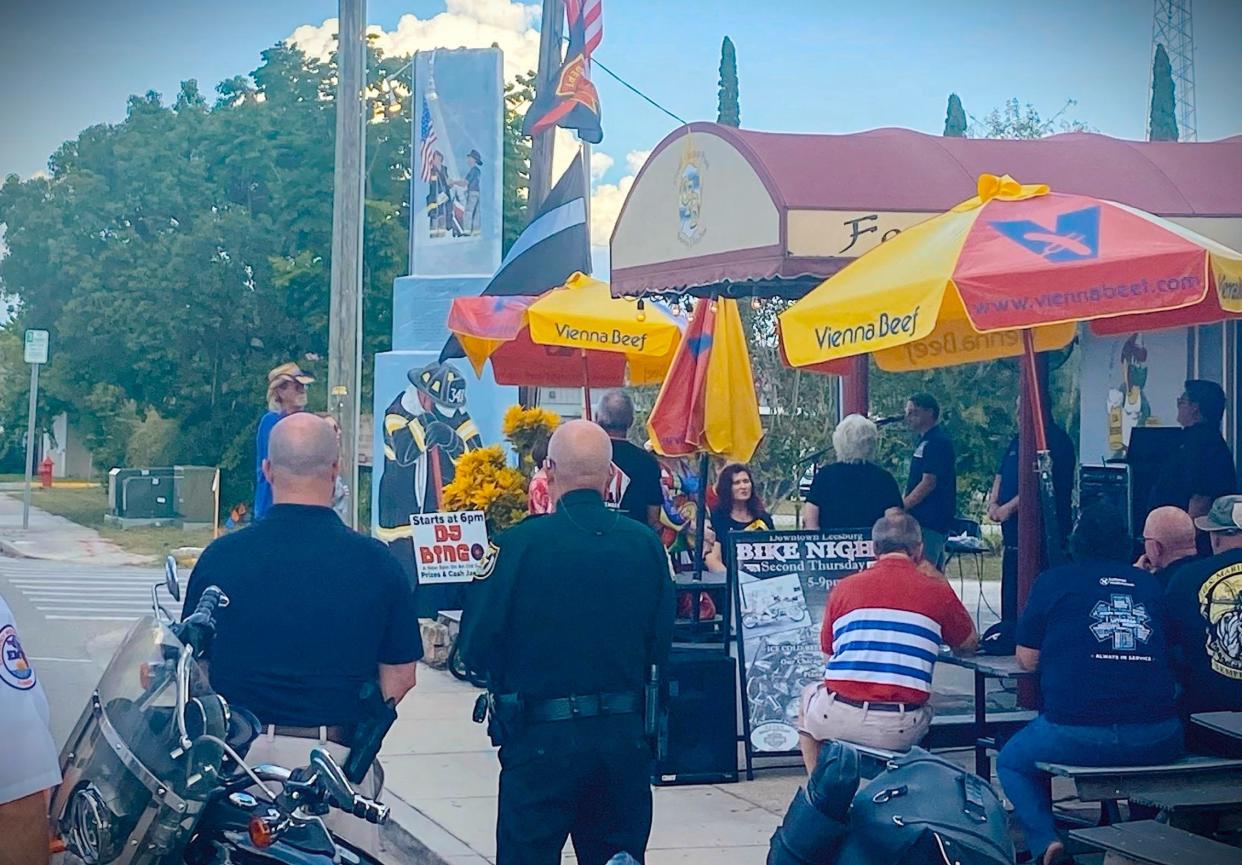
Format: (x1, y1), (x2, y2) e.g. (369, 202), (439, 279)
(1019, 330), (1066, 587)
(581, 349), (592, 421)
(694, 452), (709, 583)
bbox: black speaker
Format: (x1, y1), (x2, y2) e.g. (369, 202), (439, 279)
(653, 648), (738, 786)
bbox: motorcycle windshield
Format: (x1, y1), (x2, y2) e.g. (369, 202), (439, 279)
(96, 616), (209, 772)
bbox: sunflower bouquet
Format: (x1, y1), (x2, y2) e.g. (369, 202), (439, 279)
(502, 405), (560, 472)
(441, 446), (529, 534)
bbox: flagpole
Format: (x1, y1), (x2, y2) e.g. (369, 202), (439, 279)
(581, 140), (592, 269)
(528, 0), (565, 215)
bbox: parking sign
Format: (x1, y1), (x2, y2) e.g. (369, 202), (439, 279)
(24, 330), (49, 364)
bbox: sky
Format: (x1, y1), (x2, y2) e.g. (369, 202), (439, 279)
(2, 0), (1241, 243)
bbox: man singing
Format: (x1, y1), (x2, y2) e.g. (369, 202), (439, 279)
(902, 393), (956, 569)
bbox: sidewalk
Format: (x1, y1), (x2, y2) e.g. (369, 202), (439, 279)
(378, 664), (797, 865)
(0, 492), (152, 565)
(379, 580), (1007, 865)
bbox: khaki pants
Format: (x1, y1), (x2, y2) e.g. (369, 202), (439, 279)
(798, 682), (933, 752)
(244, 728), (383, 857)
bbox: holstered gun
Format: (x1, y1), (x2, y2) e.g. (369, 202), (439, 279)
(472, 691), (525, 747)
(344, 681), (397, 784)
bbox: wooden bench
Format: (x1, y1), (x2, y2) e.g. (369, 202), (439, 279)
(1069, 820), (1242, 864)
(1038, 755), (1242, 824)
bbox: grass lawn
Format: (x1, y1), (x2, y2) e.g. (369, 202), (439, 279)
(24, 484), (215, 558)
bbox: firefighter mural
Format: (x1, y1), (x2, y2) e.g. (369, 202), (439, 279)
(373, 48), (512, 617)
(377, 361), (483, 610)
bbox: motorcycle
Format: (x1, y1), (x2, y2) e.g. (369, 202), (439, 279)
(49, 556), (389, 864)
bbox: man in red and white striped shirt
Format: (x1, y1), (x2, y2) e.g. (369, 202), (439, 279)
(798, 510), (977, 772)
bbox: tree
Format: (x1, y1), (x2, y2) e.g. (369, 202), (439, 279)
(943, 93), (967, 137)
(503, 72), (535, 252)
(971, 97), (1091, 139)
(716, 37), (740, 127)
(0, 43), (423, 507)
(1149, 43), (1179, 141)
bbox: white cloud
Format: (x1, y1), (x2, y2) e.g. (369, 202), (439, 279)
(590, 150), (614, 180)
(287, 0), (541, 82)
(589, 149), (650, 244)
(625, 150), (651, 176)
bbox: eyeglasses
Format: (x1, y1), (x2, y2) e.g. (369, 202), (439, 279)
(1177, 395), (1192, 406)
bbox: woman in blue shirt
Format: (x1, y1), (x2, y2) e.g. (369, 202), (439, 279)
(255, 362), (313, 519)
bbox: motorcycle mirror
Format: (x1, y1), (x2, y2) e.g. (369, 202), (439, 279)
(309, 747), (355, 806)
(164, 555), (181, 603)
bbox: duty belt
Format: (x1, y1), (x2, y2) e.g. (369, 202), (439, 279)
(525, 692), (641, 723)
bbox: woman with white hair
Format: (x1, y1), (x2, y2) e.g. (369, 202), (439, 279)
(804, 414), (902, 531)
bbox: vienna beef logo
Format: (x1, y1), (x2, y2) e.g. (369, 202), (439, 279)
(555, 322), (649, 351)
(814, 306), (921, 350)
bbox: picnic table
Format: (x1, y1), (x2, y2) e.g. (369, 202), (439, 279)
(1069, 820), (1242, 865)
(937, 651), (1036, 777)
(1192, 711), (1242, 741)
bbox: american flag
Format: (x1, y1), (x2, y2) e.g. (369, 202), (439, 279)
(418, 97), (437, 182)
(565, 0), (602, 58)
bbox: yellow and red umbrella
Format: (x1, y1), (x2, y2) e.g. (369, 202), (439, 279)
(647, 297), (763, 463)
(447, 272), (684, 415)
(777, 172), (1242, 598)
(647, 297), (764, 579)
(779, 173), (1242, 372)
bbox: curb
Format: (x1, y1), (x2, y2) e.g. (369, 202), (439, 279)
(0, 538), (32, 559)
(380, 790), (490, 865)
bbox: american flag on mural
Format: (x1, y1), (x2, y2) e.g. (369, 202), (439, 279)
(566, 0), (603, 58)
(418, 97), (437, 182)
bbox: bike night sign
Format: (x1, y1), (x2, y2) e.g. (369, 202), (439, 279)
(410, 510), (490, 584)
(730, 529), (874, 754)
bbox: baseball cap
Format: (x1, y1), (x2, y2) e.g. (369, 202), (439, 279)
(1193, 495), (1242, 533)
(267, 362), (315, 387)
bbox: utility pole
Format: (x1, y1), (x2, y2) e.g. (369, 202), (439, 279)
(527, 0), (564, 214)
(520, 0), (564, 409)
(329, 0), (366, 528)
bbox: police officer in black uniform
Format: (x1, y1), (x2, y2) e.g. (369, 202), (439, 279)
(459, 420), (674, 865)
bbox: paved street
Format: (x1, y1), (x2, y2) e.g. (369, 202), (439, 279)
(0, 556), (166, 744)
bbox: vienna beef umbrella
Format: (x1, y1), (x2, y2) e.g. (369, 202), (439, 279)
(779, 173), (1242, 601)
(648, 297), (764, 578)
(447, 272), (683, 418)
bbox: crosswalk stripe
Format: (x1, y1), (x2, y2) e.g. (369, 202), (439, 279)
(46, 615), (144, 621)
(35, 604), (149, 611)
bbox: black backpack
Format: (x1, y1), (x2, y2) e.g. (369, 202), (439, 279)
(768, 744), (1014, 865)
(839, 748), (1014, 865)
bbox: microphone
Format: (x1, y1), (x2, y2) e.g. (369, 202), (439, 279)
(871, 414), (905, 427)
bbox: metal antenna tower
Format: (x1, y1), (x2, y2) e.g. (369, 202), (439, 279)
(1151, 0), (1197, 141)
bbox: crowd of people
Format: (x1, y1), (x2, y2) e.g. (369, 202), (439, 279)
(8, 361), (1242, 865)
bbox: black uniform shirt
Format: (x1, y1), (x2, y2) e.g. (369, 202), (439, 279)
(183, 504), (422, 726)
(906, 424), (957, 533)
(1149, 421), (1237, 512)
(460, 489), (674, 699)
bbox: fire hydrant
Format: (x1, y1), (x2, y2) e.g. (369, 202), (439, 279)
(39, 456), (54, 488)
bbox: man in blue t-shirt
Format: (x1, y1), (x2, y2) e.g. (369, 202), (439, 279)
(902, 392), (956, 568)
(998, 503), (1182, 865)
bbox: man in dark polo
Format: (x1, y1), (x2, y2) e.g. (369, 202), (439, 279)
(460, 420), (674, 865)
(902, 392), (956, 569)
(184, 413), (421, 854)
(1149, 379), (1237, 553)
